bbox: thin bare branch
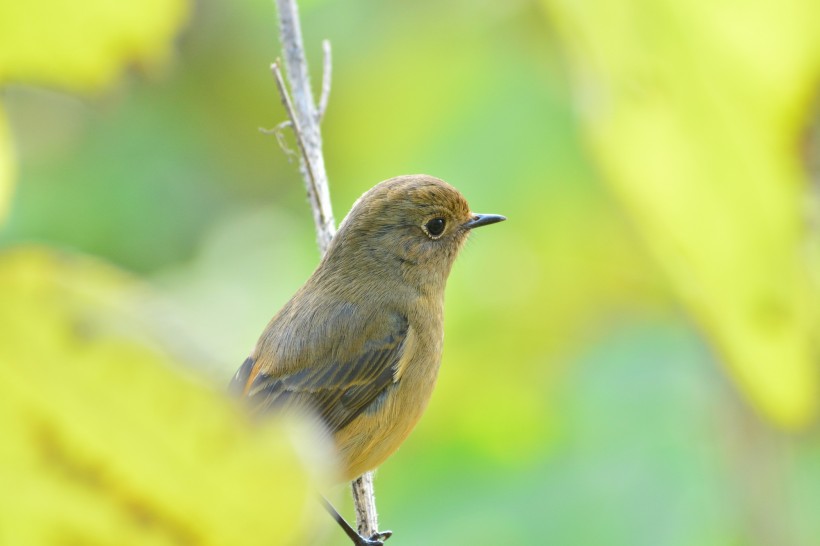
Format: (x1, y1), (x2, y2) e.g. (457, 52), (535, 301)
(317, 40), (332, 122)
(352, 473), (380, 538)
(271, 0), (380, 538)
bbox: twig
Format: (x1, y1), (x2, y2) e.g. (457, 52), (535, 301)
(271, 0), (380, 538)
(270, 61), (324, 221)
(351, 473), (380, 538)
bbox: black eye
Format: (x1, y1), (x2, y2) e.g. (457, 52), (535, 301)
(424, 217), (446, 238)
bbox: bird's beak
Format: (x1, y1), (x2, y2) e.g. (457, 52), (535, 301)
(463, 213), (506, 230)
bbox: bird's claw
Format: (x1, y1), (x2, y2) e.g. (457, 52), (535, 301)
(353, 530), (392, 546)
(370, 530), (392, 542)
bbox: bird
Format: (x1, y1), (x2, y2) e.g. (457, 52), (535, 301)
(230, 174), (505, 545)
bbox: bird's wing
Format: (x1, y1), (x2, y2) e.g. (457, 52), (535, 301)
(230, 312), (409, 434)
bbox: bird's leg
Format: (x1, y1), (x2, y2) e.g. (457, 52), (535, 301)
(319, 496), (392, 546)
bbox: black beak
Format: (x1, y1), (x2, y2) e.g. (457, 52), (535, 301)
(463, 213), (506, 230)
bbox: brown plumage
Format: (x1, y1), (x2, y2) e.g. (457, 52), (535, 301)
(230, 174), (504, 481)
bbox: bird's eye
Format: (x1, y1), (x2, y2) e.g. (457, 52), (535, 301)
(424, 217), (446, 239)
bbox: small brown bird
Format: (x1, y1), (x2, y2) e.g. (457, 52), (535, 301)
(230, 174), (504, 545)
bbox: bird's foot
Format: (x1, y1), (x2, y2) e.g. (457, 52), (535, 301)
(370, 530), (392, 543)
(352, 530), (392, 546)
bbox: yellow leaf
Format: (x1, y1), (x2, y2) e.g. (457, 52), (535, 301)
(542, 0), (820, 428)
(0, 0), (188, 91)
(0, 247), (332, 545)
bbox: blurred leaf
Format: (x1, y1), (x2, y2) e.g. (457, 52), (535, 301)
(0, 0), (188, 91)
(543, 0), (820, 428)
(0, 0), (188, 234)
(0, 247), (326, 546)
(0, 106), (12, 223)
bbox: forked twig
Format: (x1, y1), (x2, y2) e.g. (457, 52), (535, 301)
(270, 60), (325, 227)
(273, 0), (335, 254)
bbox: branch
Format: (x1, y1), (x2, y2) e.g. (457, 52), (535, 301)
(351, 473), (380, 538)
(271, 0), (381, 539)
(274, 0), (335, 254)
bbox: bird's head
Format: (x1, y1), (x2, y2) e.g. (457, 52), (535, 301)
(321, 175), (505, 294)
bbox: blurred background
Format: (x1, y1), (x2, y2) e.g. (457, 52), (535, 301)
(2, 0), (820, 544)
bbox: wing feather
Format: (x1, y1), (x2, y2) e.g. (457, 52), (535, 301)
(232, 310), (409, 434)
